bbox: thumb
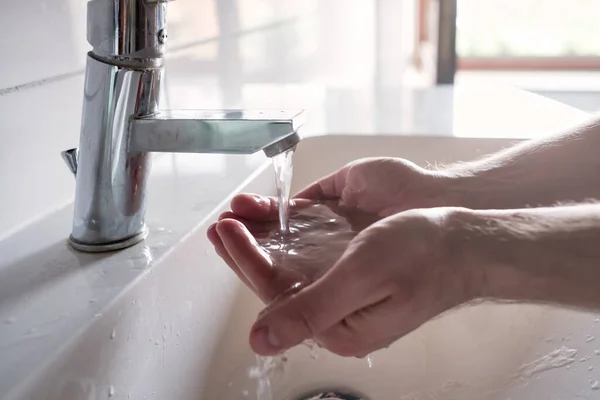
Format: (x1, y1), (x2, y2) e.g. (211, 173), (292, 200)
(293, 167), (349, 201)
(248, 245), (389, 355)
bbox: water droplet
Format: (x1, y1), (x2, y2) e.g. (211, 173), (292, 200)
(518, 346), (578, 378)
(595, 350), (600, 355)
(586, 334), (595, 343)
(366, 354), (374, 368)
(228, 381), (233, 388)
(242, 390), (249, 397)
(580, 356), (591, 362)
(591, 380), (600, 390)
(89, 298), (98, 304)
(110, 329), (116, 340)
(595, 318), (599, 324)
(109, 385), (115, 397)
(127, 334), (132, 342)
(94, 313), (102, 317)
(4, 317), (16, 325)
(589, 365), (594, 371)
(27, 328), (38, 335)
(303, 339), (319, 359)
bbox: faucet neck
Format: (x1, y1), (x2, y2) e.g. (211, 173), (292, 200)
(65, 1), (305, 253)
(87, 0), (169, 67)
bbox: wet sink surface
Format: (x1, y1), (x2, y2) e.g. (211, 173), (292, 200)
(203, 135), (600, 400)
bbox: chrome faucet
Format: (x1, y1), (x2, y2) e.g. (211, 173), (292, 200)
(62, 0), (304, 253)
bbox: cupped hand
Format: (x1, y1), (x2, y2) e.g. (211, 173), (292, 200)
(207, 157), (464, 356)
(248, 207), (475, 357)
(295, 157), (452, 216)
(207, 195), (317, 304)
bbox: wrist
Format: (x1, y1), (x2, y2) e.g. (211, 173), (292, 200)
(442, 208), (490, 300)
(444, 207), (551, 302)
(415, 170), (472, 209)
(434, 169), (488, 210)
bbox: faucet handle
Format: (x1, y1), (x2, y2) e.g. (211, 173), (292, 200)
(61, 148), (79, 177)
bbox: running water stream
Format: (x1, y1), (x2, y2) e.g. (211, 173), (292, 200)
(249, 147), (373, 399)
(251, 147), (296, 400)
(272, 147), (294, 234)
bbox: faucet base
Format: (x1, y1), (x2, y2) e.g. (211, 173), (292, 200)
(68, 226), (148, 253)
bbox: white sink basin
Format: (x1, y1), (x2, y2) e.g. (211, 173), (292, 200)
(5, 135), (600, 400)
(203, 135), (600, 400)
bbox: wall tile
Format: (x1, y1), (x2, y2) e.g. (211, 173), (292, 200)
(0, 0), (88, 89)
(0, 75), (83, 239)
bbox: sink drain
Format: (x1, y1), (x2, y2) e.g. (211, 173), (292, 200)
(296, 391), (368, 400)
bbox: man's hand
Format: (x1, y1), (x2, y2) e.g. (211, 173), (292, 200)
(247, 207), (474, 357)
(295, 157), (454, 216)
(208, 158), (600, 358)
(248, 203), (600, 357)
(207, 157), (455, 304)
(207, 195), (317, 304)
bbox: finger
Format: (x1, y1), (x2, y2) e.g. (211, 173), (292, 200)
(230, 194), (275, 220)
(248, 248), (392, 355)
(293, 167), (348, 200)
(216, 219), (280, 302)
(218, 211), (276, 235)
(230, 194), (314, 221)
(315, 296), (403, 357)
(207, 223), (253, 289)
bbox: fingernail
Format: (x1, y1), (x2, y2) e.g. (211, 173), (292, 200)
(254, 326), (281, 352)
(206, 224), (217, 241)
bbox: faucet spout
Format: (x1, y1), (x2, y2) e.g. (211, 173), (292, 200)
(129, 110), (305, 156)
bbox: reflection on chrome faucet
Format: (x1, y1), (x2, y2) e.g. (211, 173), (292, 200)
(61, 0), (305, 253)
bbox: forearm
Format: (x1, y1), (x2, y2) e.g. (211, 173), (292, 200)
(443, 114), (600, 209)
(454, 204), (600, 310)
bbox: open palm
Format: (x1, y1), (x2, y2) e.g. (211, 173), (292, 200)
(207, 157), (449, 304)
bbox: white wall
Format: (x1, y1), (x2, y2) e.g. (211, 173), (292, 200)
(0, 0), (333, 240)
